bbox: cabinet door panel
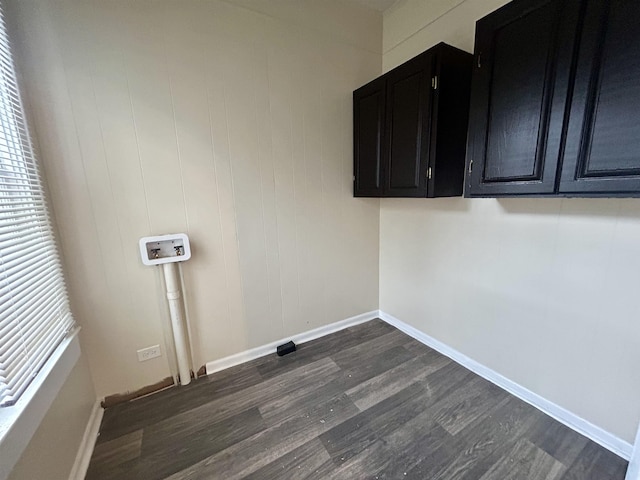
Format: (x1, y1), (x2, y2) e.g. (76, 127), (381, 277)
(385, 55), (431, 197)
(466, 0), (580, 196)
(354, 79), (385, 196)
(560, 0), (640, 194)
(484, 6), (553, 181)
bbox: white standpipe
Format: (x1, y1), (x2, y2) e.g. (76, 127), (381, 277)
(162, 262), (191, 386)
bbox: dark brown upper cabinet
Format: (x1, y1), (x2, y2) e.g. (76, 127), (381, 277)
(466, 0), (640, 198)
(354, 43), (472, 198)
(465, 0), (582, 197)
(560, 0), (640, 195)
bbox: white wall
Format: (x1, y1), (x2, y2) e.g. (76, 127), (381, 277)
(381, 0), (640, 444)
(7, 353), (95, 480)
(6, 0), (381, 399)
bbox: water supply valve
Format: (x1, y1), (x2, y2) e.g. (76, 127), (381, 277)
(139, 233), (191, 266)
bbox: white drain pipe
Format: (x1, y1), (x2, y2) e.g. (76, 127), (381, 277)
(163, 262), (191, 385)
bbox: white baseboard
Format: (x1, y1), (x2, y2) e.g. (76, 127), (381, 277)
(69, 400), (103, 480)
(626, 424), (640, 480)
(206, 311), (379, 375)
(378, 310), (633, 461)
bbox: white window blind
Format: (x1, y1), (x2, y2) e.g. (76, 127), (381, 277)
(0, 4), (75, 407)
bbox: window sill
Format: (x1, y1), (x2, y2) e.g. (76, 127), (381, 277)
(0, 329), (81, 480)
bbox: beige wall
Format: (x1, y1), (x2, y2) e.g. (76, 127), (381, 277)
(381, 0), (640, 443)
(8, 353), (95, 480)
(6, 0), (381, 399)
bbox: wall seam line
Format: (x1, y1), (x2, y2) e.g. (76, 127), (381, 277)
(382, 0), (467, 56)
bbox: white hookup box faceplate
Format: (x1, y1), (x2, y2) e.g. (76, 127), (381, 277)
(139, 233), (191, 266)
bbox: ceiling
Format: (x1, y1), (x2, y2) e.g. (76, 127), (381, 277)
(347, 0), (399, 12)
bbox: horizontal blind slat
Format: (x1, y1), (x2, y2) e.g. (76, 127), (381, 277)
(0, 268), (61, 306)
(0, 215), (50, 233)
(0, 287), (67, 339)
(1, 315), (70, 393)
(0, 235), (58, 261)
(0, 229), (48, 250)
(0, 312), (68, 374)
(0, 301), (70, 399)
(0, 238), (55, 263)
(0, 298), (65, 357)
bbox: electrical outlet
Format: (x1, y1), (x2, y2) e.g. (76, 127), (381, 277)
(137, 345), (161, 362)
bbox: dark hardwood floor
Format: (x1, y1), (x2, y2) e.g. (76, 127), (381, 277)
(86, 319), (628, 480)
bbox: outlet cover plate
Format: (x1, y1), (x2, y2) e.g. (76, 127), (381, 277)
(137, 345), (161, 362)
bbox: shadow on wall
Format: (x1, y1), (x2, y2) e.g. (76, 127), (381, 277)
(380, 195), (640, 222)
(380, 196), (472, 213)
(498, 197), (640, 219)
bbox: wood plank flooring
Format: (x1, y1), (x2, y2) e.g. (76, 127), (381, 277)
(86, 319), (628, 480)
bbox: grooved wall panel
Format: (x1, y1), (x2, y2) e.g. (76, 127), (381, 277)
(5, 0), (382, 399)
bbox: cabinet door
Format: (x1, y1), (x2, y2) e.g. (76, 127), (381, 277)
(354, 78), (385, 197)
(384, 54), (432, 197)
(430, 45), (472, 198)
(560, 0), (640, 195)
(465, 0), (581, 196)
